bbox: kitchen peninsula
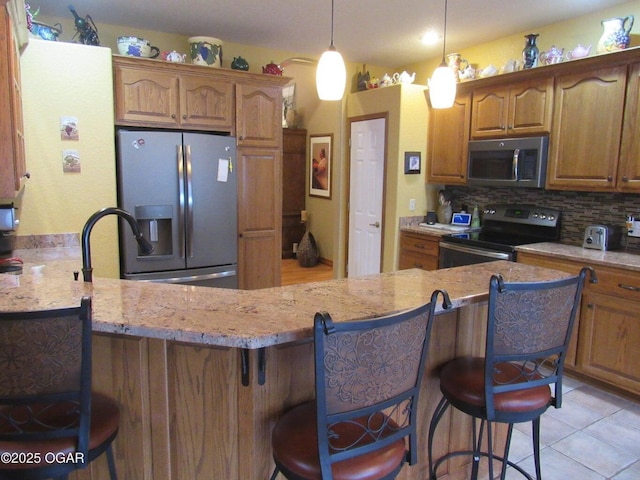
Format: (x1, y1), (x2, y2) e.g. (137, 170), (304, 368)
(0, 248), (571, 480)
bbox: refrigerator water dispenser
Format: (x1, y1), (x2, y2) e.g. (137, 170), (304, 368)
(135, 205), (173, 256)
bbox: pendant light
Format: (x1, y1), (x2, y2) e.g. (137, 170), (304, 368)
(316, 0), (346, 101)
(429, 0), (456, 109)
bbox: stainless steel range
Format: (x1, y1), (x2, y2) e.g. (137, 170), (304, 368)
(438, 204), (561, 269)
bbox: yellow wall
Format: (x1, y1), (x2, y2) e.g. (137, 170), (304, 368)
(19, 39), (119, 278)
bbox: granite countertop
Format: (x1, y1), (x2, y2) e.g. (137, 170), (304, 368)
(516, 242), (640, 273)
(0, 247), (570, 349)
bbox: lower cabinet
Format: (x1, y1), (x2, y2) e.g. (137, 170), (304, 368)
(399, 231), (439, 271)
(579, 290), (640, 394)
(518, 251), (640, 395)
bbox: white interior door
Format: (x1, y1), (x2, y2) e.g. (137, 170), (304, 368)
(348, 118), (386, 277)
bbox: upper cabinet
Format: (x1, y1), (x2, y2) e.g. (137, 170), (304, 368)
(618, 62), (640, 193)
(235, 84), (282, 149)
(113, 58), (234, 132)
(471, 78), (553, 138)
(546, 65), (627, 191)
(0, 0), (28, 198)
(427, 93), (471, 185)
(429, 48), (640, 192)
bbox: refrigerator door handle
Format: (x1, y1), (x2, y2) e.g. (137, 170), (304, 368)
(178, 144), (186, 259)
(185, 144), (194, 258)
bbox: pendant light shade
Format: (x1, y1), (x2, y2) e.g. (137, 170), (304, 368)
(429, 0), (456, 109)
(316, 0), (346, 101)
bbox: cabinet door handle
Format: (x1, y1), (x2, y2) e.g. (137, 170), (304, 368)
(171, 114), (176, 119)
(182, 114), (187, 120)
(413, 243), (426, 249)
(619, 283), (640, 292)
(622, 175), (629, 182)
(607, 175), (613, 182)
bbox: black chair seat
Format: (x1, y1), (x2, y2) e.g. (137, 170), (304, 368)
(440, 357), (552, 419)
(272, 401), (407, 480)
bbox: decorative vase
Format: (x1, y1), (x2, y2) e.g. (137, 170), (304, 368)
(446, 53), (469, 82)
(597, 16), (634, 54)
(522, 34), (539, 69)
(437, 205), (453, 225)
(297, 231), (319, 267)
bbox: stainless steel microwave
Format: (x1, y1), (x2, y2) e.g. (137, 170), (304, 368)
(467, 136), (549, 188)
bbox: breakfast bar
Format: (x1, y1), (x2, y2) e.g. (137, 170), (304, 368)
(0, 250), (571, 480)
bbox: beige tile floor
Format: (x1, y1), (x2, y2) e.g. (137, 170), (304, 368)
(493, 375), (640, 480)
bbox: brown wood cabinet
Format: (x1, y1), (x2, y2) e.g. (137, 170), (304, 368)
(113, 58), (234, 131)
(282, 128), (306, 258)
(470, 77), (553, 138)
(427, 93), (471, 185)
(113, 57), (288, 289)
(518, 251), (640, 396)
(235, 82), (284, 289)
(618, 61), (640, 193)
(0, 0), (27, 197)
(398, 231), (439, 271)
(546, 65), (627, 191)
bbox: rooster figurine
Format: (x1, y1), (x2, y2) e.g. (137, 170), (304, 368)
(68, 5), (100, 46)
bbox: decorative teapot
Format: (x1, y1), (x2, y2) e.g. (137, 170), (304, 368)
(392, 71), (416, 84)
(262, 61), (283, 76)
(540, 46), (564, 65)
(458, 65), (476, 81)
(161, 50), (186, 63)
(231, 56), (249, 71)
(566, 44), (591, 60)
(380, 73), (393, 87)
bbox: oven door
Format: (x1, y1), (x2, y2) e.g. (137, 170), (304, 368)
(438, 241), (514, 269)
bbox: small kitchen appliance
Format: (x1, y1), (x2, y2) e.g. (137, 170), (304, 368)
(582, 225), (621, 251)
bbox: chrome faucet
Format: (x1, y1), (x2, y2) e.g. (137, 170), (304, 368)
(81, 207), (153, 282)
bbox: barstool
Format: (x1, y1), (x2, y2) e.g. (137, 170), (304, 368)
(428, 267), (596, 480)
(270, 289), (451, 480)
(0, 297), (120, 480)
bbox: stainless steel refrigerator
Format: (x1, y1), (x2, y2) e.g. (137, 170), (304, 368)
(116, 129), (238, 288)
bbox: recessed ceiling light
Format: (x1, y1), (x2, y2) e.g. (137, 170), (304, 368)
(421, 30), (440, 45)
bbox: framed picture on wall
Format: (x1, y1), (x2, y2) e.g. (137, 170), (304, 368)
(309, 134), (332, 199)
(404, 151), (421, 174)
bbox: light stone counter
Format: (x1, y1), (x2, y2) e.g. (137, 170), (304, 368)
(516, 242), (640, 273)
(1, 247), (568, 349)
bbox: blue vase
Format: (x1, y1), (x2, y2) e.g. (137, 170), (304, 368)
(523, 34), (539, 69)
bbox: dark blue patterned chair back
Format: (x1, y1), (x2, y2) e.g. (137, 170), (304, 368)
(485, 270), (589, 421)
(313, 289), (449, 478)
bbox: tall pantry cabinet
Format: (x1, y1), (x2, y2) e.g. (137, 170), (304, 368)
(113, 56), (288, 289)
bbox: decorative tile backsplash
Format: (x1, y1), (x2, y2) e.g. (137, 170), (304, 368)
(445, 186), (640, 250)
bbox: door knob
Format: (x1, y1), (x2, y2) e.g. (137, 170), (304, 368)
(369, 221), (380, 228)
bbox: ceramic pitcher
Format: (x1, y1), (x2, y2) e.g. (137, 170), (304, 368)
(447, 53), (468, 82)
(597, 16), (634, 54)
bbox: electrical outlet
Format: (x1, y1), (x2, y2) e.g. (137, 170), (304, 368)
(409, 199), (416, 211)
